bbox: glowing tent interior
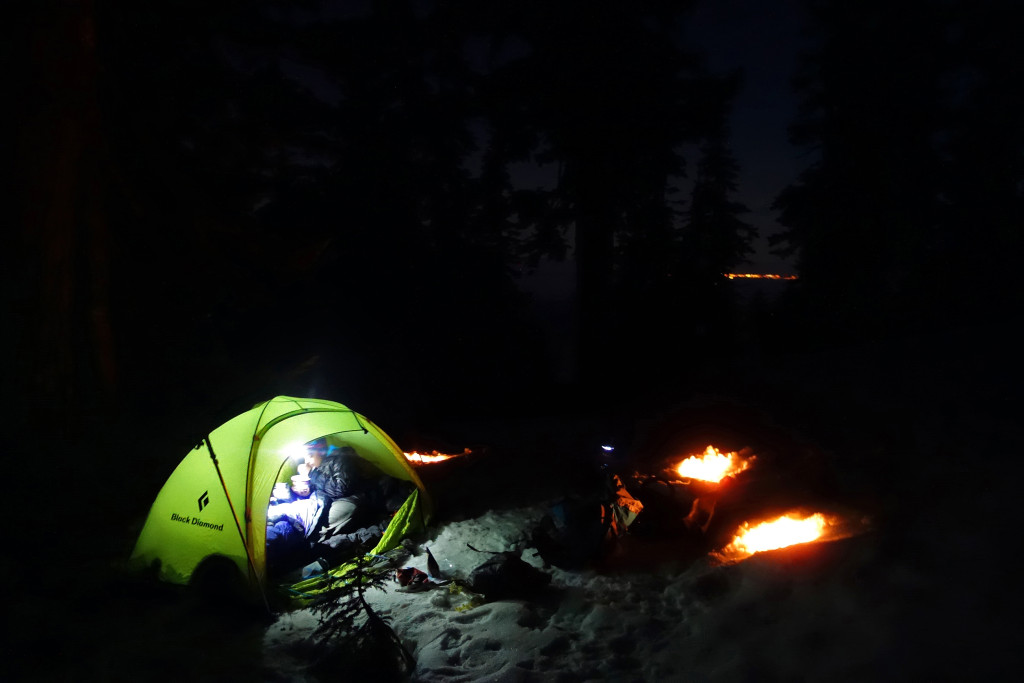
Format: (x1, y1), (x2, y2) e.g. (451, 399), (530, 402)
(130, 396), (431, 602)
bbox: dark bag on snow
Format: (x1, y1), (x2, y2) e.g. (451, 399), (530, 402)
(531, 498), (611, 569)
(467, 550), (550, 600)
(531, 475), (642, 569)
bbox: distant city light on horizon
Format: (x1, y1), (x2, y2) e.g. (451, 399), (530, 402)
(724, 273), (798, 280)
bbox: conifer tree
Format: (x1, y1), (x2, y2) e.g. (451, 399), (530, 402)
(682, 116), (755, 352)
(305, 552), (414, 680)
(772, 0), (950, 341)
(478, 1), (717, 391)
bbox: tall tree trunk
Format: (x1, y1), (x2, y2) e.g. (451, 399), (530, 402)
(573, 157), (617, 395)
(19, 0), (116, 437)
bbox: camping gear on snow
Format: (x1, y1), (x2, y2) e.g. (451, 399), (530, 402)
(395, 566), (437, 592)
(425, 546), (443, 579)
(531, 474), (642, 570)
(466, 547), (551, 600)
(130, 396), (431, 603)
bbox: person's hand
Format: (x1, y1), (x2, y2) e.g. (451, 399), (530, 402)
(298, 463), (310, 476)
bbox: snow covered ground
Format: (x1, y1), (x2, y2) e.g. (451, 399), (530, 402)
(8, 325), (1018, 682)
(265, 505), (899, 682)
(263, 326), (1024, 682)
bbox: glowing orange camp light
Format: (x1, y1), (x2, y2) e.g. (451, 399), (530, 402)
(712, 512), (838, 563)
(675, 445), (754, 483)
(724, 273), (798, 280)
(404, 448), (471, 465)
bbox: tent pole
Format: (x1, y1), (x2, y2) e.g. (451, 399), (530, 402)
(206, 435), (272, 614)
(351, 411), (369, 434)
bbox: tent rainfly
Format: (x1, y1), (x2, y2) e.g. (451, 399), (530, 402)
(131, 396), (431, 599)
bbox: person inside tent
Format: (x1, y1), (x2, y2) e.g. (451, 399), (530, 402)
(265, 475), (325, 578)
(296, 438), (414, 577)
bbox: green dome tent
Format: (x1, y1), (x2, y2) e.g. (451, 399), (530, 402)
(131, 396), (431, 601)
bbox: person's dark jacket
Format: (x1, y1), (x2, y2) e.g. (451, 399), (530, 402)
(309, 447), (366, 500)
(310, 447), (415, 512)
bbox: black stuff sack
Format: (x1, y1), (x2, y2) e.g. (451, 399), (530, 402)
(467, 550), (551, 601)
(531, 499), (610, 569)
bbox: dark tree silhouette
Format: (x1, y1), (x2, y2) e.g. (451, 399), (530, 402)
(679, 74), (756, 358)
(14, 0), (751, 436)
(14, 0), (117, 438)
(94, 0), (333, 409)
(936, 0), (1024, 320)
(279, 0), (547, 420)
(91, 0), (550, 424)
(477, 1), (740, 395)
(772, 0), (1023, 345)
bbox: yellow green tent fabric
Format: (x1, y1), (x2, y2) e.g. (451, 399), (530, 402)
(131, 396), (431, 596)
